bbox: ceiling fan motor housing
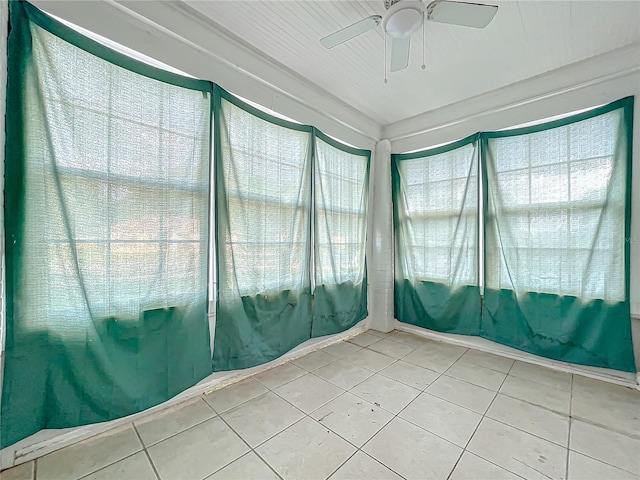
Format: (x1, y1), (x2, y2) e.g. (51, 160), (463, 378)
(382, 1), (425, 38)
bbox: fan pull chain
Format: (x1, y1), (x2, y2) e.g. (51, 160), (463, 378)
(421, 19), (426, 70)
(384, 34), (388, 84)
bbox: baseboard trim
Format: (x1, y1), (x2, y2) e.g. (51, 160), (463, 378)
(393, 320), (639, 390)
(0, 320), (368, 471)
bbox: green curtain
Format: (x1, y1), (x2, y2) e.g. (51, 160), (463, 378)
(482, 98), (635, 372)
(392, 135), (481, 334)
(212, 88), (313, 371)
(393, 99), (635, 372)
(2, 1), (213, 448)
(311, 131), (369, 337)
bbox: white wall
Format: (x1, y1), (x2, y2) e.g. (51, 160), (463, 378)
(368, 140), (395, 333)
(384, 44), (640, 370)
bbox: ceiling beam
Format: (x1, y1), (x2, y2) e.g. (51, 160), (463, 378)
(384, 43), (640, 152)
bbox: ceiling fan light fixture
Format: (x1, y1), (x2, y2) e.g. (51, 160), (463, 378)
(320, 0), (499, 74)
(383, 3), (424, 38)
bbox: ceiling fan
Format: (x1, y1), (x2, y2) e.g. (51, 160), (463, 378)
(320, 0), (498, 73)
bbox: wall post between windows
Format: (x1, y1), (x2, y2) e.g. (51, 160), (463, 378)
(368, 139), (394, 333)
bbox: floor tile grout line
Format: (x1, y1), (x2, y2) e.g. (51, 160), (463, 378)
(292, 355), (341, 373)
(255, 343), (357, 385)
(566, 373), (574, 480)
(253, 365), (311, 391)
(52, 422), (154, 480)
(568, 414), (640, 441)
(324, 436), (411, 480)
(505, 374), (574, 399)
(442, 347), (496, 480)
(567, 448), (640, 477)
(22, 333), (635, 480)
(41, 356), (503, 480)
(455, 452), (530, 480)
(566, 376), (640, 477)
(491, 359), (574, 417)
(354, 395), (447, 476)
(423, 386), (547, 417)
(441, 368), (508, 391)
(313, 363), (378, 391)
(351, 348), (472, 477)
(474, 357), (573, 443)
(357, 449), (408, 480)
(194, 340), (638, 478)
(376, 363), (442, 390)
(248, 341), (424, 477)
(372, 348), (476, 447)
(136, 399), (219, 449)
(455, 354), (515, 375)
(396, 390), (573, 453)
(492, 390), (570, 417)
(446, 354), (525, 480)
(215, 413), (286, 480)
(211, 348), (623, 478)
(274, 388), (378, 457)
(346, 335), (382, 348)
(132, 423), (162, 480)
(266, 367), (349, 411)
(201, 391), (288, 480)
(310, 368), (422, 456)
(482, 408), (571, 449)
(203, 387), (269, 415)
(71, 443), (147, 480)
(462, 362), (580, 479)
(212, 382), (395, 480)
(236, 353), (369, 452)
(33, 334), (634, 480)
(293, 341), (426, 401)
(227, 374), (368, 455)
(332, 344), (497, 455)
(323, 446), (361, 480)
(508, 371), (573, 391)
(404, 348), (494, 415)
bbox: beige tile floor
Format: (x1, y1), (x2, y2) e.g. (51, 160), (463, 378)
(3, 330), (640, 480)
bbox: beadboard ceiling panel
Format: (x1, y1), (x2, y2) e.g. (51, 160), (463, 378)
(185, 0), (640, 125)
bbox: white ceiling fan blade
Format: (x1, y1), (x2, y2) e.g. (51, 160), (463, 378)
(390, 36), (411, 72)
(427, 1), (498, 28)
(320, 15), (382, 49)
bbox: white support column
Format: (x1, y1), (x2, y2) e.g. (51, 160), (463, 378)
(367, 139), (394, 333)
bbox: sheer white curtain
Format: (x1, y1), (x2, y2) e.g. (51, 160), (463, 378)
(314, 136), (368, 288)
(395, 141), (478, 288)
(217, 97), (312, 297)
(484, 109), (627, 302)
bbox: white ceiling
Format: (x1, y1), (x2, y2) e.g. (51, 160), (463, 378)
(185, 0), (640, 126)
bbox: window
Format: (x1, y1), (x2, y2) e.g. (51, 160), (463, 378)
(392, 98), (634, 372)
(394, 139), (478, 286)
(218, 95), (312, 297)
(314, 135), (369, 287)
(485, 108), (627, 302)
(213, 89), (370, 369)
(2, 1), (213, 450)
(20, 18), (210, 327)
